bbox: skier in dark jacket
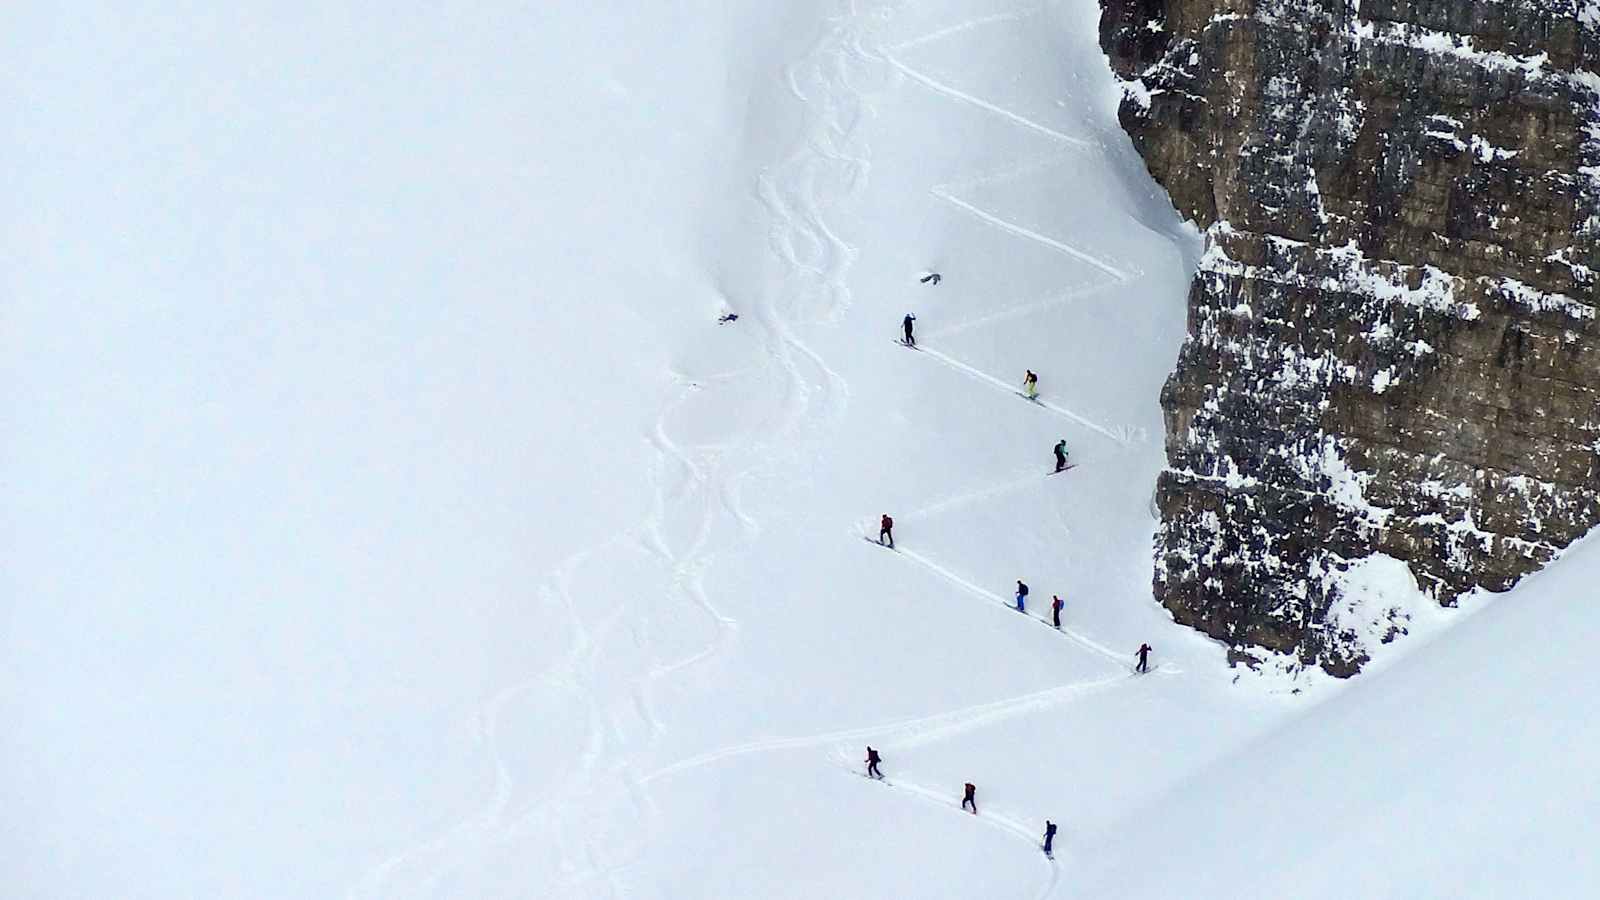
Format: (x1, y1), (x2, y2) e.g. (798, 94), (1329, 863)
(1136, 643), (1153, 673)
(879, 514), (895, 548)
(866, 746), (883, 779)
(902, 314), (917, 346)
(1043, 820), (1057, 854)
(1015, 580), (1029, 612)
(962, 782), (977, 813)
(1051, 594), (1064, 628)
(1053, 440), (1069, 473)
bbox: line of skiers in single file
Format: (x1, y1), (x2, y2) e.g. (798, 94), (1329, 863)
(871, 273), (1154, 856)
(900, 303), (1046, 414)
(864, 746), (1059, 854)
(874, 527), (1158, 666)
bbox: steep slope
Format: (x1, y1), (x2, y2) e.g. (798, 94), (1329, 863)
(1102, 0), (1600, 674)
(1074, 530), (1600, 898)
(5, 1), (1259, 898)
(16, 2), (1585, 899)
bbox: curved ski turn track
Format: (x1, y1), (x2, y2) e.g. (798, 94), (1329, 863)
(351, 2), (1189, 898)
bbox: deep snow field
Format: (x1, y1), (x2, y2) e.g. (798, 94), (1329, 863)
(5, 1), (1596, 898)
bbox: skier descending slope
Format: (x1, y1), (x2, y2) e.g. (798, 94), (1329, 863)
(920, 271), (941, 285)
(1022, 369), (1039, 400)
(962, 782), (977, 814)
(1042, 820), (1057, 857)
(879, 514), (895, 548)
(865, 746), (883, 780)
(1136, 643), (1153, 673)
(902, 313), (917, 347)
(1051, 594), (1064, 628)
(1015, 580), (1029, 612)
(1053, 440), (1070, 474)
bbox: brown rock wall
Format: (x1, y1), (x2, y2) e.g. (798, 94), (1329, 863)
(1103, 0), (1600, 674)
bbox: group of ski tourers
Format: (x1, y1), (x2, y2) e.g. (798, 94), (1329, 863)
(901, 291), (1072, 475)
(866, 272), (1160, 857)
(863, 746), (1062, 855)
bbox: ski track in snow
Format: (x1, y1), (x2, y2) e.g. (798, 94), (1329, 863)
(550, 7), (891, 898)
(898, 466), (1055, 519)
(849, 19), (1188, 890)
(884, 6), (1045, 53)
(878, 540), (1132, 668)
(639, 669), (1131, 785)
(629, 11), (1156, 897)
(911, 342), (1129, 446)
(348, 546), (627, 900)
(930, 185), (1129, 280)
(921, 276), (1124, 341)
(833, 761), (1062, 900)
(883, 52), (1093, 149)
(354, 4), (1174, 897)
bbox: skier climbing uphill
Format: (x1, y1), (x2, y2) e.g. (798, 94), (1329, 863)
(1043, 820), (1057, 856)
(865, 746), (883, 779)
(879, 514), (894, 548)
(1053, 440), (1069, 473)
(1052, 594), (1064, 628)
(1022, 369), (1038, 400)
(1015, 580), (1029, 612)
(902, 313), (916, 346)
(962, 782), (977, 814)
(1136, 643), (1153, 673)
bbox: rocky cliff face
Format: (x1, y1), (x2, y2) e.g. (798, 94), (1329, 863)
(1100, 0), (1600, 675)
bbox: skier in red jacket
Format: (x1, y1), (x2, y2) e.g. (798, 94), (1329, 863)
(879, 514), (895, 548)
(962, 782), (977, 813)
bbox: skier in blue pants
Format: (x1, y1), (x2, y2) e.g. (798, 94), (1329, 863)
(1015, 580), (1029, 612)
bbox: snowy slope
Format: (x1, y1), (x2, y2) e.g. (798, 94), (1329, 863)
(3, 1), (1588, 899)
(1075, 533), (1600, 898)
